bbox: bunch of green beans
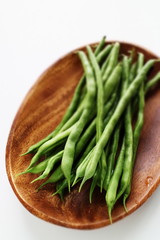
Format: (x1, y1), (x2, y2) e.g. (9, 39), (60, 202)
(19, 37), (160, 223)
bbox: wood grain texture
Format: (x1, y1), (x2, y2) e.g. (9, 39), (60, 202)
(6, 41), (160, 229)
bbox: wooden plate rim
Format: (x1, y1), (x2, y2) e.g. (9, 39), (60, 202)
(5, 40), (160, 229)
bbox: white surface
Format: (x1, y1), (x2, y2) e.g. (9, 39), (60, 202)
(1, 0), (160, 239)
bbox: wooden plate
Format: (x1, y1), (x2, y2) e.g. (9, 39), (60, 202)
(6, 41), (160, 229)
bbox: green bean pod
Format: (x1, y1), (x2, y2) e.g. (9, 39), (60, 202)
(76, 90), (118, 173)
(129, 62), (137, 83)
(87, 46), (104, 140)
(62, 51), (96, 189)
(103, 63), (122, 102)
(31, 150), (63, 183)
(102, 42), (120, 80)
(106, 138), (125, 223)
(89, 166), (100, 203)
(99, 152), (107, 192)
(87, 45), (106, 191)
(104, 123), (121, 190)
(94, 36), (106, 55)
(96, 44), (113, 64)
(17, 158), (49, 176)
(37, 165), (64, 190)
(75, 90), (118, 158)
(27, 124), (75, 169)
(81, 59), (155, 185)
(52, 174), (75, 199)
(72, 148), (94, 187)
(145, 71), (160, 93)
(115, 56), (134, 202)
(77, 92), (119, 190)
(123, 53), (145, 209)
(115, 104), (133, 202)
(61, 61), (121, 144)
(22, 37), (106, 155)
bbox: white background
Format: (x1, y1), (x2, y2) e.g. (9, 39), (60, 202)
(1, 0), (160, 239)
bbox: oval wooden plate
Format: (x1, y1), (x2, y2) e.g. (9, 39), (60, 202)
(6, 41), (160, 229)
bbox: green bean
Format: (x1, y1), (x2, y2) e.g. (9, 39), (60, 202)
(103, 94), (119, 126)
(115, 56), (134, 202)
(131, 53), (145, 107)
(103, 89), (121, 192)
(106, 138), (125, 223)
(117, 55), (144, 205)
(104, 123), (121, 190)
(87, 46), (104, 140)
(102, 42), (120, 81)
(145, 72), (160, 93)
(22, 37), (106, 155)
(75, 121), (96, 158)
(146, 72), (160, 92)
(79, 64), (121, 188)
(61, 49), (120, 135)
(76, 56), (112, 157)
(115, 116), (133, 202)
(104, 90), (118, 111)
(62, 116), (92, 190)
(96, 44), (113, 64)
(104, 63), (122, 102)
(101, 51), (111, 76)
(31, 150), (63, 183)
(122, 56), (130, 91)
(90, 152), (107, 198)
(27, 124), (76, 169)
(129, 62), (137, 83)
(76, 90), (119, 190)
(56, 41), (110, 134)
(99, 152), (107, 192)
(94, 36), (106, 56)
(137, 53), (145, 73)
(87, 45), (106, 191)
(76, 90), (118, 168)
(76, 108), (114, 164)
(59, 37), (108, 134)
(58, 43), (112, 134)
(52, 175), (75, 199)
(128, 48), (136, 66)
(78, 94), (119, 191)
(60, 62), (121, 150)
(104, 56), (128, 204)
(59, 103), (85, 132)
(75, 141), (94, 169)
(43, 142), (65, 158)
(80, 59), (155, 185)
(22, 80), (85, 156)
(102, 141), (111, 191)
(89, 166), (100, 203)
(53, 181), (65, 200)
(123, 53), (145, 210)
(52, 76), (85, 132)
(19, 38), (160, 212)
(20, 131), (58, 156)
(123, 92), (144, 208)
(75, 91), (118, 157)
(77, 87), (119, 161)
(37, 165), (64, 190)
(77, 137), (96, 165)
(132, 71), (160, 119)
(61, 51), (96, 189)
(72, 148), (95, 187)
(17, 157), (49, 176)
